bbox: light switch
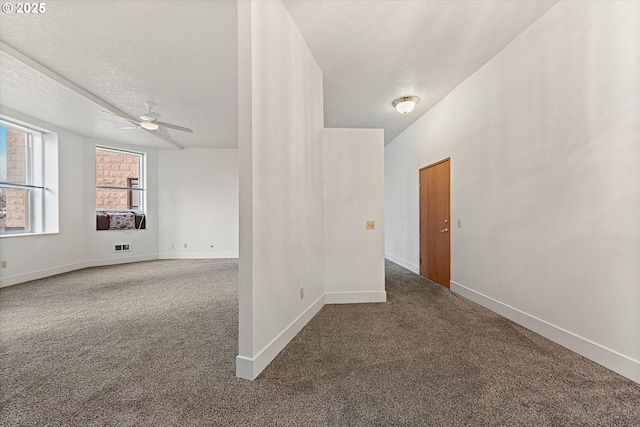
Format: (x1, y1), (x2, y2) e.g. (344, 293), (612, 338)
(366, 221), (375, 230)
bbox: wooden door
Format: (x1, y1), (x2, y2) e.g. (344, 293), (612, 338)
(419, 158), (450, 287)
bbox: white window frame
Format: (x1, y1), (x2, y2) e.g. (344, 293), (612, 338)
(0, 119), (45, 236)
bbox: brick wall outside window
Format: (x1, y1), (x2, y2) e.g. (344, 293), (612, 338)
(95, 150), (140, 210)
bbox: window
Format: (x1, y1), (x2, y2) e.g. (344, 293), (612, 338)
(95, 146), (146, 230)
(0, 120), (45, 235)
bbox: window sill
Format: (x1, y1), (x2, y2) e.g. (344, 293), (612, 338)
(94, 228), (148, 232)
(0, 231), (60, 239)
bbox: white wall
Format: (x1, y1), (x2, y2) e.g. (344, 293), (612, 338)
(385, 1), (640, 382)
(236, 0), (326, 380)
(237, 0), (387, 381)
(0, 107), (159, 287)
(323, 128), (386, 303)
(158, 148), (238, 259)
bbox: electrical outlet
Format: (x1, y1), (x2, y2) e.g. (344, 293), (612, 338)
(300, 288), (304, 300)
(457, 220), (462, 228)
(366, 220), (375, 230)
(0, 261), (7, 269)
(171, 243), (174, 249)
(184, 243), (188, 248)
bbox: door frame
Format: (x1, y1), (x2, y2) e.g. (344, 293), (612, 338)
(419, 157), (451, 287)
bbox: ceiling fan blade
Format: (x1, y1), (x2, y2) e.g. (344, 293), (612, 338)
(158, 121), (193, 133)
(117, 126), (139, 130)
(157, 125), (171, 138)
(139, 113), (161, 121)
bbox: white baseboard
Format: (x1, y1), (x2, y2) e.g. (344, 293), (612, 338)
(1, 260), (87, 288)
(325, 290), (387, 304)
(234, 355), (256, 381)
(451, 280), (640, 384)
(158, 252), (239, 259)
(235, 294), (326, 381)
(385, 253), (419, 274)
(0, 254), (158, 288)
(84, 254), (159, 268)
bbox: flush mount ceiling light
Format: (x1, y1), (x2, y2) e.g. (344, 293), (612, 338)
(392, 95), (420, 114)
(139, 121), (159, 131)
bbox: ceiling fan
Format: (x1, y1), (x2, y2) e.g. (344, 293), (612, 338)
(116, 102), (193, 136)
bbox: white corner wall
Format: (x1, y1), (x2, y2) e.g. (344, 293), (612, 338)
(385, 1), (640, 382)
(158, 148), (238, 259)
(323, 128), (386, 304)
(236, 0), (326, 380)
(236, 1), (386, 380)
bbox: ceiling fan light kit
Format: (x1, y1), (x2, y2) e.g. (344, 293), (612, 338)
(140, 121), (159, 131)
(111, 101), (194, 136)
(392, 95), (420, 114)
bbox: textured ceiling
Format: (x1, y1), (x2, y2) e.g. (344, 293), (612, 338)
(0, 0), (237, 149)
(0, 1), (557, 149)
(283, 0), (558, 144)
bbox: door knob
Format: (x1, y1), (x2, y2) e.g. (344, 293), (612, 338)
(440, 228), (449, 233)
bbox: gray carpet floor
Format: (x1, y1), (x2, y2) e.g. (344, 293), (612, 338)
(1, 259), (639, 426)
